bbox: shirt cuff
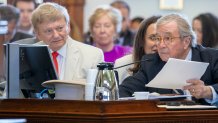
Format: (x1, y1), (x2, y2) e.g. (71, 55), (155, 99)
(205, 86), (218, 104)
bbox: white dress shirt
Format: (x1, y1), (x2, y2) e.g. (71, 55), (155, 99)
(51, 43), (67, 80)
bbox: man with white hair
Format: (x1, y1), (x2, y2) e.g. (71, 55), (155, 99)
(119, 13), (218, 105)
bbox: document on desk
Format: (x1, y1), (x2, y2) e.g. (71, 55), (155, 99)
(157, 105), (217, 110)
(146, 58), (209, 89)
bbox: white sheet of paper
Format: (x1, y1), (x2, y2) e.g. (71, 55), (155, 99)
(145, 58), (209, 89)
(157, 105), (217, 110)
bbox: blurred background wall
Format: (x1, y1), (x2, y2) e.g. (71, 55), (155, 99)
(84, 0), (218, 33)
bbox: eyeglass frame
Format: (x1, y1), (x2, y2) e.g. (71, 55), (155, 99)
(154, 35), (183, 45)
(146, 34), (158, 42)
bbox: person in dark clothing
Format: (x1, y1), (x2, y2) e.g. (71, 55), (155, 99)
(10, 31), (33, 42)
(192, 13), (218, 48)
(130, 16), (144, 33)
(111, 0), (135, 46)
(12, 0), (37, 35)
(119, 13), (218, 105)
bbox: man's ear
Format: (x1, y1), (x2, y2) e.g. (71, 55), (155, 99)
(183, 36), (191, 49)
(34, 30), (40, 40)
(34, 29), (43, 41)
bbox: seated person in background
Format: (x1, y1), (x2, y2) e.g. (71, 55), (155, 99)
(114, 16), (161, 84)
(130, 16), (144, 33)
(88, 5), (131, 63)
(13, 0), (37, 35)
(111, 0), (135, 46)
(83, 31), (94, 45)
(119, 13), (218, 105)
(0, 4), (33, 43)
(192, 13), (218, 48)
(0, 20), (7, 96)
(32, 2), (104, 80)
(12, 37), (39, 44)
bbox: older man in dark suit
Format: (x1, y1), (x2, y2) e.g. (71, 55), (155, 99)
(119, 13), (218, 105)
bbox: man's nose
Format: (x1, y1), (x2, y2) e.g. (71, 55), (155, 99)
(158, 37), (165, 43)
(53, 30), (59, 37)
(158, 38), (167, 47)
(23, 11), (28, 16)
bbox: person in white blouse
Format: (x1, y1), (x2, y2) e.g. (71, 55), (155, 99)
(114, 15), (161, 84)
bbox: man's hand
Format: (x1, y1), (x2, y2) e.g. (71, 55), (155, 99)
(183, 79), (212, 99)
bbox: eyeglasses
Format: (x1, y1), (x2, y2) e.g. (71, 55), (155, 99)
(155, 36), (181, 45)
(147, 35), (158, 41)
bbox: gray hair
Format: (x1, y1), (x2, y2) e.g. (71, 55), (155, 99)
(156, 13), (197, 47)
(31, 2), (70, 30)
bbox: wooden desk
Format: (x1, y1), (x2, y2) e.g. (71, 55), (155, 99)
(0, 99), (217, 123)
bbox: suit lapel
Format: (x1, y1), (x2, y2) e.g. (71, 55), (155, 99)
(191, 45), (211, 83)
(144, 53), (173, 94)
(63, 38), (80, 80)
(191, 46), (202, 61)
(144, 53), (166, 81)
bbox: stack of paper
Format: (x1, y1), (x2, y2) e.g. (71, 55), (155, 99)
(146, 58), (209, 89)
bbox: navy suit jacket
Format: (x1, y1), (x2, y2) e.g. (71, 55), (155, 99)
(119, 45), (218, 104)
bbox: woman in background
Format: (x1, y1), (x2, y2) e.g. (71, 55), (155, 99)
(192, 13), (218, 48)
(88, 5), (132, 63)
(130, 16), (144, 33)
(114, 15), (161, 84)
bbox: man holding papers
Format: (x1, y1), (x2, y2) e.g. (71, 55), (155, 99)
(119, 13), (218, 105)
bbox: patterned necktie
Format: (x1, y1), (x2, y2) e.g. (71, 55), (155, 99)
(52, 51), (59, 74)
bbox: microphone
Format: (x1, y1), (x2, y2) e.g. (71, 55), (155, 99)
(114, 59), (151, 69)
(113, 58), (151, 84)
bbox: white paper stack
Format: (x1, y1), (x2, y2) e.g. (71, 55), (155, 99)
(146, 58), (209, 89)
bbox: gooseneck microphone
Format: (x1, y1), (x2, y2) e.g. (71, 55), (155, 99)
(114, 59), (151, 69)
(113, 58), (151, 84)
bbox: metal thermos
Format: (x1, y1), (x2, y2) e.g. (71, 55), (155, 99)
(93, 62), (119, 101)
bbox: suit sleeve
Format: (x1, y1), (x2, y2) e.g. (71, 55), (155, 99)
(119, 68), (148, 97)
(118, 55), (150, 97)
(118, 53), (161, 97)
(211, 53), (218, 93)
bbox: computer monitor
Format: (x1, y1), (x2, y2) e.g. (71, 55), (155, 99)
(6, 43), (58, 98)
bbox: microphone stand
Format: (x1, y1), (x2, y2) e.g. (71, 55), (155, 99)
(113, 59), (150, 85)
(114, 59), (149, 69)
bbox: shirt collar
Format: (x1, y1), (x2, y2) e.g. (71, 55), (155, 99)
(50, 42), (67, 58)
(185, 49), (192, 61)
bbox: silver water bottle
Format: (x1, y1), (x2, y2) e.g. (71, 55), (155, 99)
(93, 62), (119, 101)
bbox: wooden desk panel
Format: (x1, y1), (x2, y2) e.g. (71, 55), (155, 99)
(0, 99), (217, 123)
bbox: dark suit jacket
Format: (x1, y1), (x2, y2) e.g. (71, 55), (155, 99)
(122, 29), (135, 46)
(116, 29), (135, 46)
(12, 37), (38, 44)
(10, 31), (33, 43)
(119, 45), (218, 104)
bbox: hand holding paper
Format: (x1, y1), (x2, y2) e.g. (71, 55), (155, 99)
(145, 58), (209, 89)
